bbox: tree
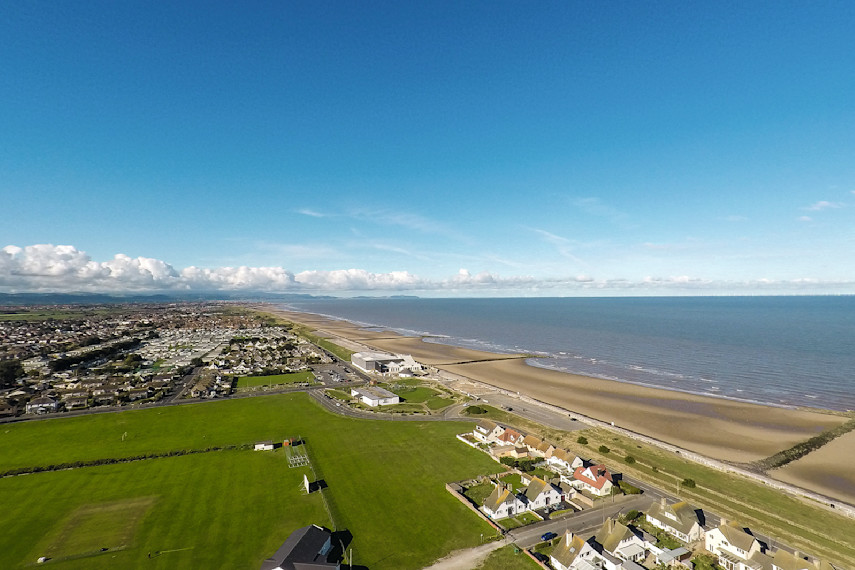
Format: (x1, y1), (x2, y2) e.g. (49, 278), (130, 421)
(599, 445), (610, 454)
(577, 436), (588, 445)
(190, 357), (204, 367)
(624, 455), (636, 464)
(681, 478), (696, 489)
(0, 360), (24, 388)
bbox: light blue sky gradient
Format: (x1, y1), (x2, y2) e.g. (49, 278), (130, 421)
(2, 1), (854, 295)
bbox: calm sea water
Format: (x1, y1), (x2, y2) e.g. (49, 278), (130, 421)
(283, 297), (855, 412)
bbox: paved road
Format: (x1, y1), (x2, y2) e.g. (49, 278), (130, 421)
(507, 494), (654, 548)
(482, 393), (589, 432)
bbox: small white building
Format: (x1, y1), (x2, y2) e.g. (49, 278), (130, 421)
(350, 386), (400, 407)
(254, 441), (275, 451)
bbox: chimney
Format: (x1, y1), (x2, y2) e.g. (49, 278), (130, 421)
(566, 531), (573, 547)
(661, 497), (667, 508)
(720, 517), (727, 527)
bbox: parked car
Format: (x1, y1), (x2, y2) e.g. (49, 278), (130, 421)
(541, 532), (557, 542)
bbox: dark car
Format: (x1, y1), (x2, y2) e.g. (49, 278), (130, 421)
(541, 532), (557, 541)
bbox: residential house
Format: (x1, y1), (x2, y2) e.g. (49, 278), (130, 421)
(490, 444), (530, 460)
(521, 476), (563, 511)
(551, 531), (601, 570)
(522, 434), (546, 457)
(473, 419), (504, 443)
(260, 524), (340, 570)
(571, 464), (615, 496)
(547, 448), (584, 472)
(593, 518), (649, 564)
(705, 521), (765, 570)
(496, 428), (522, 445)
(482, 483), (526, 519)
(646, 498), (705, 543)
(25, 395), (59, 414)
(536, 439), (556, 458)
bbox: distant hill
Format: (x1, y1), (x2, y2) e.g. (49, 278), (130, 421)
(0, 292), (336, 306)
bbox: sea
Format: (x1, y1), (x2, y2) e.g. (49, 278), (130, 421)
(281, 296), (855, 413)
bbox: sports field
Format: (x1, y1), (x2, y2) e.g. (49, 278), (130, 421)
(236, 371), (316, 388)
(0, 393), (500, 569)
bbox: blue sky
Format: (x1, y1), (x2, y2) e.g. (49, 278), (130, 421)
(2, 1), (854, 295)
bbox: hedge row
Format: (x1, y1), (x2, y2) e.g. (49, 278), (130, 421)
(0, 443), (253, 478)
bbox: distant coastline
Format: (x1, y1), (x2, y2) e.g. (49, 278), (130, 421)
(281, 296), (855, 413)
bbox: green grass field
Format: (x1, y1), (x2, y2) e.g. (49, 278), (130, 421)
(476, 544), (541, 570)
(0, 393), (499, 569)
(236, 371), (315, 388)
(427, 396), (455, 410)
(392, 386), (438, 403)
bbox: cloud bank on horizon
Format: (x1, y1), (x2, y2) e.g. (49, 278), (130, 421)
(2, 244), (850, 296)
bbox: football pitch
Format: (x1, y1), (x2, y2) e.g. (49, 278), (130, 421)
(0, 393), (500, 569)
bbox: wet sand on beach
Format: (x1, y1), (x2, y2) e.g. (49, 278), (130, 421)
(771, 431), (855, 504)
(269, 307), (847, 464)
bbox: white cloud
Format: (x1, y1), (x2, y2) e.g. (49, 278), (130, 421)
(296, 208), (328, 218)
(805, 200), (843, 211)
(798, 216), (813, 222)
(2, 244), (855, 296)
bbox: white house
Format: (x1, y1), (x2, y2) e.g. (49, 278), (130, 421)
(646, 498), (705, 543)
(521, 476), (563, 511)
(350, 386), (399, 407)
(482, 483), (526, 519)
(570, 464), (615, 496)
(473, 419), (504, 443)
(254, 441), (275, 451)
(594, 518), (650, 564)
(25, 395), (59, 415)
(705, 521), (765, 570)
(547, 449), (585, 472)
(551, 532), (602, 570)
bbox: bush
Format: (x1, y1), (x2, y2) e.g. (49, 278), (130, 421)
(618, 481), (642, 494)
(577, 436), (588, 445)
(681, 478), (696, 489)
(465, 405), (487, 415)
(598, 445), (610, 454)
(624, 509), (640, 521)
(624, 455), (636, 464)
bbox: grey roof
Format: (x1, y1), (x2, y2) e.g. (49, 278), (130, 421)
(647, 500), (702, 535)
(260, 525), (338, 570)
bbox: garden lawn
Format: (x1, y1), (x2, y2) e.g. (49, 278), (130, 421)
(0, 393), (500, 570)
(392, 386), (438, 403)
(427, 396), (455, 410)
(236, 371), (315, 388)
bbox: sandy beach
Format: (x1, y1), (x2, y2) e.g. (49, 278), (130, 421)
(771, 431), (855, 505)
(271, 308), (847, 465)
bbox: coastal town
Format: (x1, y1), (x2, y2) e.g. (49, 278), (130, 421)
(0, 303), (852, 570)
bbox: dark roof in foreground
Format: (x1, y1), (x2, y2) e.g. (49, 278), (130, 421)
(260, 524), (339, 570)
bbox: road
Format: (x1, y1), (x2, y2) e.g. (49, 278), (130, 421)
(481, 392), (589, 432)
